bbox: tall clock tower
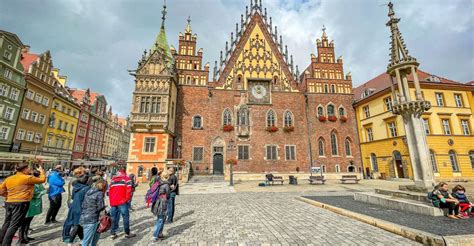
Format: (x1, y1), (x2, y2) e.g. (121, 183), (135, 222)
(127, 3), (178, 180)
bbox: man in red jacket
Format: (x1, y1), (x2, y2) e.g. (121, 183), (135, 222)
(109, 168), (136, 239)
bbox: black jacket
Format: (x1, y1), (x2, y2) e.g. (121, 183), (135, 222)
(80, 188), (105, 225)
(168, 174), (179, 195)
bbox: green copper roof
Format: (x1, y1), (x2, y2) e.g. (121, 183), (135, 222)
(152, 26), (172, 61)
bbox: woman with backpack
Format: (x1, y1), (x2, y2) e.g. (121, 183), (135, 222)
(80, 179), (107, 246)
(151, 171), (170, 242)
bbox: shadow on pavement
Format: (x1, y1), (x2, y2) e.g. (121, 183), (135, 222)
(165, 221), (196, 240)
(173, 210), (194, 222)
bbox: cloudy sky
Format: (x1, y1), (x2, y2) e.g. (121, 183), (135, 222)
(1, 0), (473, 116)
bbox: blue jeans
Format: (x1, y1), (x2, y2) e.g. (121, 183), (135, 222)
(81, 223), (99, 246)
(153, 215), (165, 239)
(62, 209), (73, 241)
(166, 193), (176, 222)
(110, 204), (130, 235)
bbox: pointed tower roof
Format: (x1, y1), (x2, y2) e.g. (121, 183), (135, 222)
(386, 2), (418, 71)
(185, 16), (192, 34)
(151, 1), (172, 61)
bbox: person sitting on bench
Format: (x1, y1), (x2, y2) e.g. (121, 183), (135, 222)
(451, 184), (473, 217)
(265, 173), (274, 184)
(431, 182), (461, 219)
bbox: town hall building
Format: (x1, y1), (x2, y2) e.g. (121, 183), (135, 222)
(127, 1), (361, 181)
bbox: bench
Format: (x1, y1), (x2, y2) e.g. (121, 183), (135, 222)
(340, 175), (360, 184)
(308, 176), (326, 185)
(265, 175), (284, 185)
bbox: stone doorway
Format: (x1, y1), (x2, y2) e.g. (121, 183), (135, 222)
(393, 151), (405, 178)
(213, 153), (224, 175)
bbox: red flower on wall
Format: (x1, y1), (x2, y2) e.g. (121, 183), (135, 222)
(223, 125), (234, 132)
(226, 159), (237, 165)
(283, 126), (294, 133)
(266, 126), (279, 132)
(328, 116), (337, 122)
(340, 116), (347, 122)
(318, 116), (327, 122)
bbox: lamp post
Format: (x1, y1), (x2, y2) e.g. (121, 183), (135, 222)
(34, 136), (43, 159)
(228, 139), (235, 186)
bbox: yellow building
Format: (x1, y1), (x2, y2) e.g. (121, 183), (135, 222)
(42, 69), (80, 161)
(354, 70), (474, 181)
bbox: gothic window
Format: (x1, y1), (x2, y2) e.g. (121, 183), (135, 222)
(318, 138), (325, 156)
(330, 84), (336, 93)
(345, 138), (352, 156)
(273, 76), (278, 84)
(284, 111), (293, 127)
(192, 115), (202, 129)
(266, 110), (276, 127)
(338, 107), (345, 116)
(370, 153), (379, 172)
(223, 109), (232, 126)
(449, 150), (459, 172)
(186, 76), (191, 84)
(317, 106), (324, 117)
(331, 131), (338, 156)
(237, 108), (249, 126)
(327, 105), (335, 116)
(237, 75), (242, 83)
(324, 84), (329, 93)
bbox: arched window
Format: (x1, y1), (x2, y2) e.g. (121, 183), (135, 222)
(327, 105), (335, 116)
(331, 84), (336, 93)
(237, 75), (242, 83)
(186, 76), (191, 84)
(317, 106), (324, 117)
(318, 138), (325, 156)
(331, 131), (338, 156)
(429, 150), (438, 172)
(237, 107), (249, 126)
(339, 107), (345, 116)
(348, 165), (355, 172)
(267, 110), (276, 127)
(223, 109), (232, 126)
(449, 150), (459, 172)
(470, 150), (474, 170)
(193, 115), (202, 129)
(345, 138), (351, 156)
(335, 164), (340, 173)
(137, 166), (144, 177)
(370, 153), (379, 172)
(324, 84), (329, 93)
(273, 76), (278, 84)
(284, 111), (293, 127)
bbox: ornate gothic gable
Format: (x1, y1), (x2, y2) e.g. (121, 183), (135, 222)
(214, 3), (298, 92)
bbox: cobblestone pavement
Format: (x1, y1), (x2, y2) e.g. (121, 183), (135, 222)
(0, 184), (419, 245)
(180, 182), (236, 194)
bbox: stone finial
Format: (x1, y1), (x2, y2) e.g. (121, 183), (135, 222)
(161, 0), (167, 28)
(185, 15), (192, 34)
(264, 8), (267, 22)
(285, 45), (288, 62)
(231, 32), (234, 45)
(213, 61), (217, 80)
(274, 26), (278, 39)
(236, 23), (239, 37)
(220, 51), (223, 65)
(322, 25), (327, 39)
(279, 35), (283, 51)
(290, 55), (294, 73)
(269, 17), (272, 31)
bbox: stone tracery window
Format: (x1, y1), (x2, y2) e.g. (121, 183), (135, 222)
(284, 111), (293, 127)
(345, 138), (352, 156)
(223, 109), (232, 126)
(266, 110), (276, 127)
(237, 107), (249, 126)
(338, 107), (345, 116)
(317, 106), (324, 117)
(318, 138), (325, 156)
(331, 131), (338, 156)
(327, 105), (335, 117)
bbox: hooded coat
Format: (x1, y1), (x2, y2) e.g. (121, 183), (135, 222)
(151, 180), (170, 216)
(68, 181), (90, 225)
(80, 188), (105, 225)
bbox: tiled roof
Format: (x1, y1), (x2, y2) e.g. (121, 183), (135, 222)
(353, 69), (464, 102)
(68, 88), (101, 105)
(20, 52), (39, 73)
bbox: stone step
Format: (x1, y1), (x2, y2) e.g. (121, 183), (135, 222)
(354, 192), (445, 217)
(188, 175), (225, 183)
(375, 188), (428, 202)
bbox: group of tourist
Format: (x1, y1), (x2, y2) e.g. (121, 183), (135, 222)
(430, 182), (473, 219)
(0, 162), (179, 245)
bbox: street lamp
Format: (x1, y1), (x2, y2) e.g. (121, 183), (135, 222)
(34, 135), (43, 158)
(228, 139), (235, 186)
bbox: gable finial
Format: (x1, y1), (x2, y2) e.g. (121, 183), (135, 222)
(322, 25), (327, 38)
(185, 15), (192, 33)
(161, 0), (167, 29)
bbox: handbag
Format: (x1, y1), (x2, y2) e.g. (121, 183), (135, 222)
(96, 212), (112, 233)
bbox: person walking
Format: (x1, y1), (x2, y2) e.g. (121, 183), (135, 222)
(62, 167), (90, 245)
(45, 165), (65, 225)
(80, 180), (106, 246)
(166, 167), (178, 223)
(149, 167), (159, 188)
(151, 171), (170, 242)
(128, 173), (138, 211)
(0, 163), (46, 246)
(109, 168), (136, 239)
(18, 170), (47, 244)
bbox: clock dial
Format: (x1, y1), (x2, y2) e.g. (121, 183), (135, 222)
(252, 85), (267, 99)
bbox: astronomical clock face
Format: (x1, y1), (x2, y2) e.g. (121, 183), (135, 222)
(248, 80), (271, 104)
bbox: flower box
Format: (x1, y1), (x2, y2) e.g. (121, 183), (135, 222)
(328, 116), (337, 122)
(223, 124), (234, 132)
(226, 159), (237, 165)
(318, 116), (327, 122)
(340, 116), (347, 122)
(266, 126), (279, 133)
(283, 126), (294, 133)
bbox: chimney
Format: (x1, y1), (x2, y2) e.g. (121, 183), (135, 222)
(22, 45), (30, 53)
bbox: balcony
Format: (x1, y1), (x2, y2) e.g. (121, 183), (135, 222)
(130, 113), (167, 123)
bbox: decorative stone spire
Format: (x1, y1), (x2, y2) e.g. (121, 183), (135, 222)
(151, 0), (172, 62)
(161, 0), (167, 29)
(185, 16), (192, 34)
(322, 25), (327, 39)
(386, 1), (416, 70)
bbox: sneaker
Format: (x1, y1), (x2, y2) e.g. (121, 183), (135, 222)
(158, 233), (164, 239)
(151, 237), (159, 242)
(110, 234), (118, 240)
(51, 220), (59, 223)
(124, 233), (136, 239)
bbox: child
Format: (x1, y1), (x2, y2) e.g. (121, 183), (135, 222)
(452, 185), (473, 217)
